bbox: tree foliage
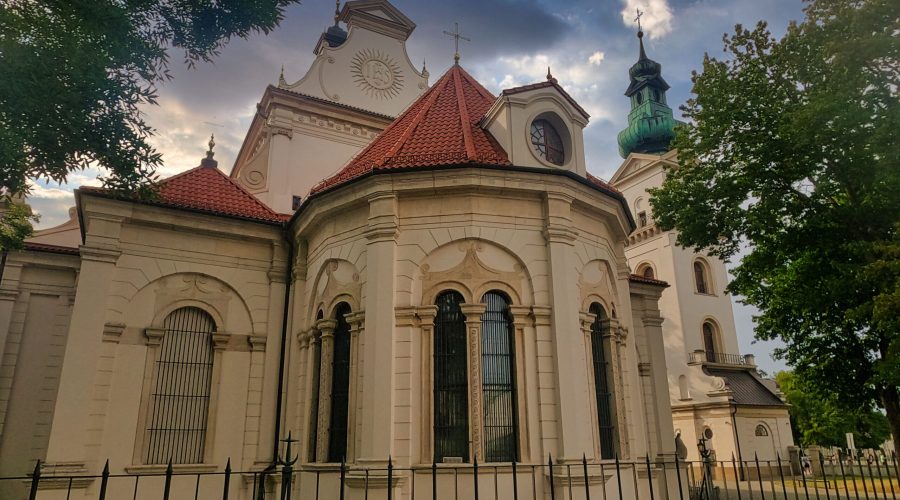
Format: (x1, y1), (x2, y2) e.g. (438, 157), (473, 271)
(776, 371), (890, 449)
(649, 0), (900, 443)
(0, 0), (298, 248)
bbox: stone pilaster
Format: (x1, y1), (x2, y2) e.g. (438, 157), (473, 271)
(358, 193), (398, 465)
(459, 303), (486, 461)
(543, 192), (593, 462)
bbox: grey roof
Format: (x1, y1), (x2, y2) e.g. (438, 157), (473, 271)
(705, 369), (786, 407)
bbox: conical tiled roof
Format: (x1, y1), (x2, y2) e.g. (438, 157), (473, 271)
(311, 65), (510, 194)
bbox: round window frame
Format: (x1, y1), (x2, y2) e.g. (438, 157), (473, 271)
(526, 111), (572, 168)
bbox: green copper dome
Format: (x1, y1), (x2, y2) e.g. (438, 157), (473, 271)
(617, 31), (682, 158)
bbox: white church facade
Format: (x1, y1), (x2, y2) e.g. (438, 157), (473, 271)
(0, 1), (790, 498)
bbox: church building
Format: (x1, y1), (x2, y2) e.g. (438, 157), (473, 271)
(0, 0), (787, 498)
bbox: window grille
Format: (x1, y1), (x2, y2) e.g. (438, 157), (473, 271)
(590, 303), (617, 459)
(755, 424), (769, 437)
(434, 291), (469, 462)
(694, 261), (709, 294)
(641, 265), (655, 279)
(481, 292), (518, 462)
(327, 303), (352, 463)
(145, 307), (215, 464)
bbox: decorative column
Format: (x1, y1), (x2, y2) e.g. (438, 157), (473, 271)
(578, 311), (601, 461)
(416, 306), (438, 462)
(543, 192), (593, 462)
(459, 303), (486, 461)
(315, 319), (337, 462)
(345, 311), (366, 462)
(44, 214), (123, 470)
(604, 317), (630, 458)
(304, 327), (322, 462)
(358, 193), (398, 465)
(508, 305), (533, 462)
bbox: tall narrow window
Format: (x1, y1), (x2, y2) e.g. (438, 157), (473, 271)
(703, 322), (717, 361)
(328, 303), (352, 463)
(481, 292), (518, 462)
(694, 261), (709, 294)
(434, 291), (469, 462)
(589, 303), (617, 459)
(639, 265), (655, 279)
(145, 307), (215, 464)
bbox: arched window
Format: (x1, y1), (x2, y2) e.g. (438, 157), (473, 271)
(694, 261), (710, 294)
(145, 307), (215, 464)
(328, 303), (352, 463)
(702, 321), (718, 361)
(481, 291), (518, 462)
(755, 424), (769, 437)
(589, 303), (617, 459)
(637, 263), (655, 279)
(434, 291), (469, 462)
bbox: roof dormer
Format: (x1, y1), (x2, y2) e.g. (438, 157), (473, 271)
(482, 71), (589, 176)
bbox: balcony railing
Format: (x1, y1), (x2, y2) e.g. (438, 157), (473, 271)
(688, 350), (755, 366)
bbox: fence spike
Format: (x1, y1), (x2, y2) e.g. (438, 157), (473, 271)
(28, 459), (41, 500)
(548, 454), (556, 500)
(583, 454), (591, 500)
(223, 458), (231, 500)
(615, 454), (623, 500)
(473, 453), (480, 500)
(387, 455), (393, 500)
(513, 459), (519, 500)
(674, 449), (684, 500)
(339, 456), (346, 500)
(98, 459), (110, 500)
(646, 454), (655, 500)
(163, 459), (173, 500)
(432, 459), (437, 500)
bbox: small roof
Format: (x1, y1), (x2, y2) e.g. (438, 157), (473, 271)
(502, 80), (590, 120)
(706, 369), (786, 407)
(311, 64), (510, 194)
(81, 165), (284, 224)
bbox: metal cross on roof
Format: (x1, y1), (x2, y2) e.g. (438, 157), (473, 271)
(443, 22), (470, 65)
(634, 8), (644, 32)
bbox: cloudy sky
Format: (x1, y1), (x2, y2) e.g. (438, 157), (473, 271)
(28, 0), (807, 373)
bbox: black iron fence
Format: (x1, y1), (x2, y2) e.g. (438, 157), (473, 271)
(2, 449), (898, 500)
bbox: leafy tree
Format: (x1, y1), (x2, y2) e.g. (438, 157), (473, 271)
(0, 0), (298, 249)
(776, 371), (890, 449)
(649, 0), (900, 443)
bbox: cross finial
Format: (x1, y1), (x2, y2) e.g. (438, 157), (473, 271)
(334, 0), (341, 25)
(207, 134), (215, 158)
(443, 22), (470, 65)
(635, 8), (644, 33)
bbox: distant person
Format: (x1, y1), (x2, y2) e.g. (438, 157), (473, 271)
(802, 455), (811, 475)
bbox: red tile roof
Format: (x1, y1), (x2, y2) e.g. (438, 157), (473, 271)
(81, 166), (284, 224)
(586, 172), (622, 194)
(628, 273), (669, 287)
(502, 80), (590, 120)
(311, 65), (511, 194)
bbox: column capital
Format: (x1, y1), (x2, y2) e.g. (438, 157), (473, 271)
(79, 246), (121, 263)
(415, 305), (439, 322)
(316, 319), (338, 337)
(102, 322), (126, 343)
(144, 327), (165, 346)
(247, 334), (267, 351)
(459, 303), (486, 323)
(530, 305), (552, 326)
(508, 305), (532, 328)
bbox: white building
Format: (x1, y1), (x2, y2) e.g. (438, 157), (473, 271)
(608, 29), (794, 476)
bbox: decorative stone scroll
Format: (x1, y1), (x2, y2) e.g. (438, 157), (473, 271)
(420, 241), (525, 303)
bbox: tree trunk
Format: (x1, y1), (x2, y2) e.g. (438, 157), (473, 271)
(881, 386), (900, 450)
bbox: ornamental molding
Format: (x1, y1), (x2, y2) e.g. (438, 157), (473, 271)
(350, 49), (404, 100)
(294, 111), (381, 141)
(420, 241), (525, 304)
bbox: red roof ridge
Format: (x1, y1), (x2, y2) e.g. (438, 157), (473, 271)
(452, 67), (477, 160)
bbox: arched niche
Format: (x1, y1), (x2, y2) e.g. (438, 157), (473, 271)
(308, 258), (362, 323)
(579, 259), (620, 318)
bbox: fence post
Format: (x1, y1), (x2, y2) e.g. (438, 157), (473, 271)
(818, 453), (832, 500)
(339, 457), (346, 500)
(513, 460), (519, 500)
(674, 451), (684, 500)
(387, 456), (393, 500)
(777, 453), (789, 500)
(754, 453), (765, 500)
(646, 455), (655, 500)
(732, 453), (743, 500)
(163, 460), (173, 500)
(549, 455), (556, 500)
(583, 455), (591, 500)
(432, 460), (437, 500)
(615, 454), (623, 500)
(99, 459), (110, 500)
(473, 454), (480, 500)
(257, 470), (267, 500)
(223, 458), (231, 500)
(28, 459), (41, 500)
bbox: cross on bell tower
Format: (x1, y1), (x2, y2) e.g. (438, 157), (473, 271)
(443, 22), (470, 65)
